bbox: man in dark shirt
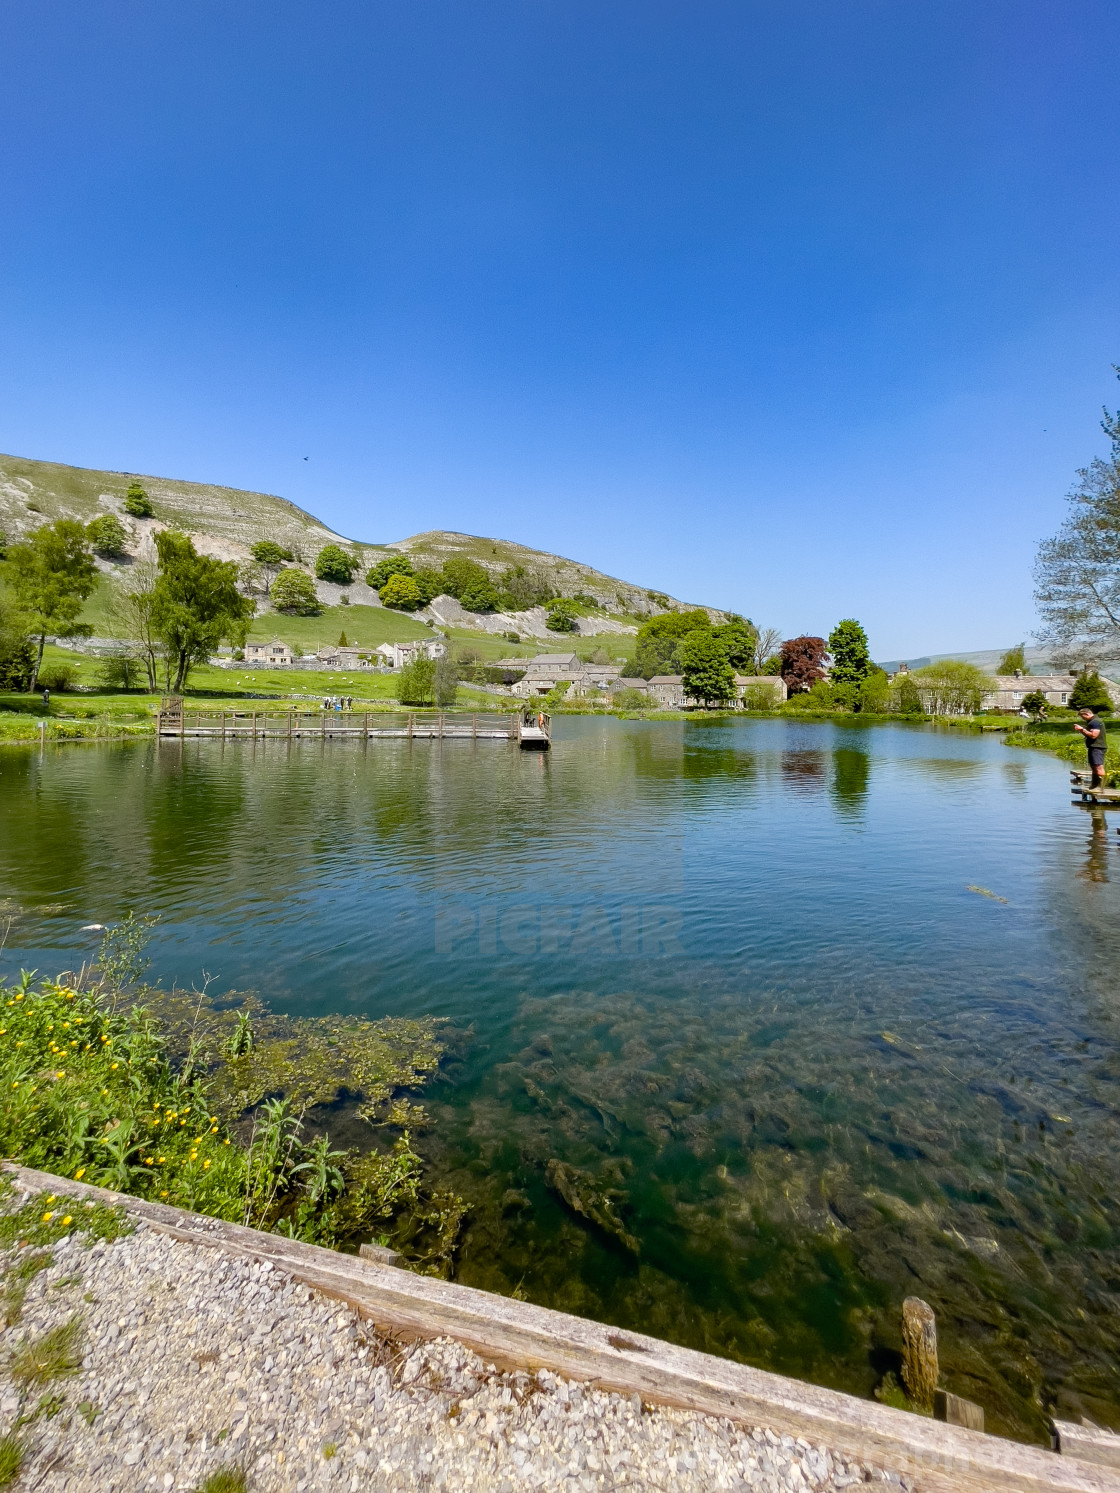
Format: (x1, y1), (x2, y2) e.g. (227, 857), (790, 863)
(1074, 708), (1108, 788)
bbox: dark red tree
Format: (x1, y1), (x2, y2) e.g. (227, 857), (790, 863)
(780, 635), (829, 693)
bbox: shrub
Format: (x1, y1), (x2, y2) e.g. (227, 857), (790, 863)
(890, 675), (924, 714)
(0, 620), (35, 692)
(614, 687), (649, 711)
(86, 514), (128, 557)
(397, 656), (435, 704)
(366, 554), (413, 590)
(250, 540), (292, 566)
(1070, 671), (1112, 714)
(123, 482), (153, 518)
(441, 557), (499, 611)
(96, 654), (143, 690)
(380, 574), (424, 610)
(270, 568), (320, 615)
(434, 653), (458, 706)
(37, 661), (79, 693)
(740, 682), (782, 711)
(315, 544), (357, 584)
(546, 600), (579, 633)
(1021, 689), (1048, 716)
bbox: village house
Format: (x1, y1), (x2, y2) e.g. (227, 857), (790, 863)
(508, 653), (622, 698)
(979, 673), (1120, 711)
(244, 640), (293, 667)
(375, 639), (448, 670)
(644, 674), (788, 709)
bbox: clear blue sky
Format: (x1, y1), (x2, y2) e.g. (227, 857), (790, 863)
(2, 1), (1118, 658)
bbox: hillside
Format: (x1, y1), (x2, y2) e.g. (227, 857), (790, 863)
(0, 453), (724, 645)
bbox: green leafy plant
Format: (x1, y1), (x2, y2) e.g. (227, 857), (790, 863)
(0, 1434), (24, 1489)
(365, 553), (414, 589)
(397, 656), (435, 704)
(86, 514), (128, 558)
(4, 519), (97, 692)
(193, 1467), (248, 1493)
(545, 599), (579, 633)
(379, 574), (424, 611)
(9, 1316), (84, 1390)
(123, 483), (153, 518)
(270, 567), (320, 615)
(315, 545), (357, 584)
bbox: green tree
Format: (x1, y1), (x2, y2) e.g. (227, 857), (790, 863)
(270, 568), (320, 615)
(315, 544), (357, 584)
(545, 599), (579, 633)
(910, 659), (993, 715)
(123, 482), (153, 517)
(1070, 671), (1112, 713)
(365, 554), (413, 589)
(827, 619), (872, 687)
(433, 652), (458, 706)
(379, 573), (424, 610)
(251, 540), (293, 591)
(0, 600), (35, 691)
(151, 531), (254, 691)
(86, 514), (128, 557)
(632, 610), (712, 678)
(412, 567), (445, 604)
(499, 565), (554, 610)
(680, 631), (736, 706)
(997, 643), (1027, 674)
(711, 617), (757, 671)
(441, 557), (499, 611)
(889, 673), (924, 714)
(4, 519), (97, 692)
(1021, 689), (1048, 716)
(397, 656), (436, 705)
(857, 668), (890, 713)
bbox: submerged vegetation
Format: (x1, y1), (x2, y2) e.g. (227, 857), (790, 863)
(0, 926), (464, 1272)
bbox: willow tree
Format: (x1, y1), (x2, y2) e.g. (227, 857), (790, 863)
(1034, 369), (1120, 665)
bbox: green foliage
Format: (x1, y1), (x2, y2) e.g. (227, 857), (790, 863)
(680, 631), (736, 706)
(379, 573), (424, 610)
(760, 654), (783, 675)
(412, 567), (445, 604)
(270, 568), (320, 615)
(315, 544), (357, 584)
(35, 661), (78, 693)
(96, 653), (143, 690)
(123, 483), (153, 518)
(152, 531), (254, 692)
(250, 540), (292, 566)
(397, 656), (436, 704)
(0, 1433), (23, 1487)
(97, 912), (159, 989)
(441, 557), (499, 611)
(1070, 670), (1112, 713)
(740, 681), (782, 711)
(545, 599), (579, 633)
(365, 554), (413, 590)
(3, 519), (97, 692)
(633, 609), (712, 678)
(86, 514), (128, 557)
(889, 673), (924, 715)
(911, 659), (994, 715)
(8, 1316), (83, 1390)
(499, 565), (554, 610)
(996, 643), (1026, 674)
(1021, 689), (1048, 715)
(433, 652), (458, 706)
(827, 619), (872, 686)
(857, 668), (890, 713)
(337, 630), (348, 647)
(711, 618), (757, 671)
(613, 686), (649, 711)
(194, 1467), (247, 1493)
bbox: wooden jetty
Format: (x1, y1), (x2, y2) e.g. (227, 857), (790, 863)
(1070, 769), (1120, 806)
(156, 699), (551, 749)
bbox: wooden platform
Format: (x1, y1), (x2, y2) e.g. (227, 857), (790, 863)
(156, 703), (551, 749)
(1070, 771), (1120, 806)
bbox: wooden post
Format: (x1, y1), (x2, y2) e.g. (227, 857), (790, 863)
(220, 711), (226, 736)
(252, 711), (257, 737)
(408, 713), (414, 739)
(472, 714), (477, 739)
(901, 1298), (938, 1410)
(288, 711), (293, 739)
(364, 711), (369, 736)
(439, 712), (444, 739)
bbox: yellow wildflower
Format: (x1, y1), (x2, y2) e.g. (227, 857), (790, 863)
(203, 1160), (211, 1169)
(61, 1215), (72, 1226)
(74, 1168), (85, 1180)
(41, 1212), (53, 1222)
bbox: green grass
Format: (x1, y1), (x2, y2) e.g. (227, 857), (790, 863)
(0, 1434), (24, 1489)
(193, 1467), (247, 1493)
(247, 602), (434, 650)
(8, 1316), (84, 1390)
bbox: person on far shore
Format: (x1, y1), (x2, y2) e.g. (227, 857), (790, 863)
(1074, 707), (1108, 789)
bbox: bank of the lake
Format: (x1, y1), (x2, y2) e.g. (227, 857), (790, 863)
(3, 716), (1119, 1446)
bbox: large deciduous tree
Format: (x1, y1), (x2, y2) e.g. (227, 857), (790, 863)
(152, 531), (254, 691)
(1034, 368), (1120, 664)
(779, 635), (829, 694)
(680, 631), (736, 706)
(632, 610), (712, 678)
(827, 619), (872, 686)
(4, 519), (97, 692)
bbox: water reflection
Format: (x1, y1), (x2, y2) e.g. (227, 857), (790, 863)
(831, 747), (870, 818)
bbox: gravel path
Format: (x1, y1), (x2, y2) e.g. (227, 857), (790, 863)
(0, 1200), (913, 1491)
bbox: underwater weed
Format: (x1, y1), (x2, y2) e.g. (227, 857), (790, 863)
(9, 1316), (83, 1390)
(194, 1467), (248, 1493)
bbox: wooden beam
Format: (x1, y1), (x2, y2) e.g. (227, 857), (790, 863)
(3, 1163), (1117, 1493)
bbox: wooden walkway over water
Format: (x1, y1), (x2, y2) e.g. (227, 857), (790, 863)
(156, 702), (551, 749)
(1070, 769), (1120, 806)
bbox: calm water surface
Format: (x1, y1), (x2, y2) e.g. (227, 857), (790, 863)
(3, 718), (1119, 1439)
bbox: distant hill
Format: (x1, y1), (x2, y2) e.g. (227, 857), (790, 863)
(876, 645), (1120, 677)
(0, 453), (724, 642)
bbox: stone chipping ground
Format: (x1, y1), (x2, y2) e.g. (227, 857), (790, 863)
(0, 1206), (914, 1493)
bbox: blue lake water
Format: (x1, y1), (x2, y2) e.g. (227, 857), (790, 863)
(2, 717), (1119, 1440)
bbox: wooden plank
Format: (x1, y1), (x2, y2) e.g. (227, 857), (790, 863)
(3, 1162), (1117, 1493)
(1053, 1424), (1120, 1471)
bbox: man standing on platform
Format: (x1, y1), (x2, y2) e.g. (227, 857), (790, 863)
(1074, 707), (1108, 790)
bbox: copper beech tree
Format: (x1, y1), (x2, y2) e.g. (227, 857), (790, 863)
(779, 635), (829, 694)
